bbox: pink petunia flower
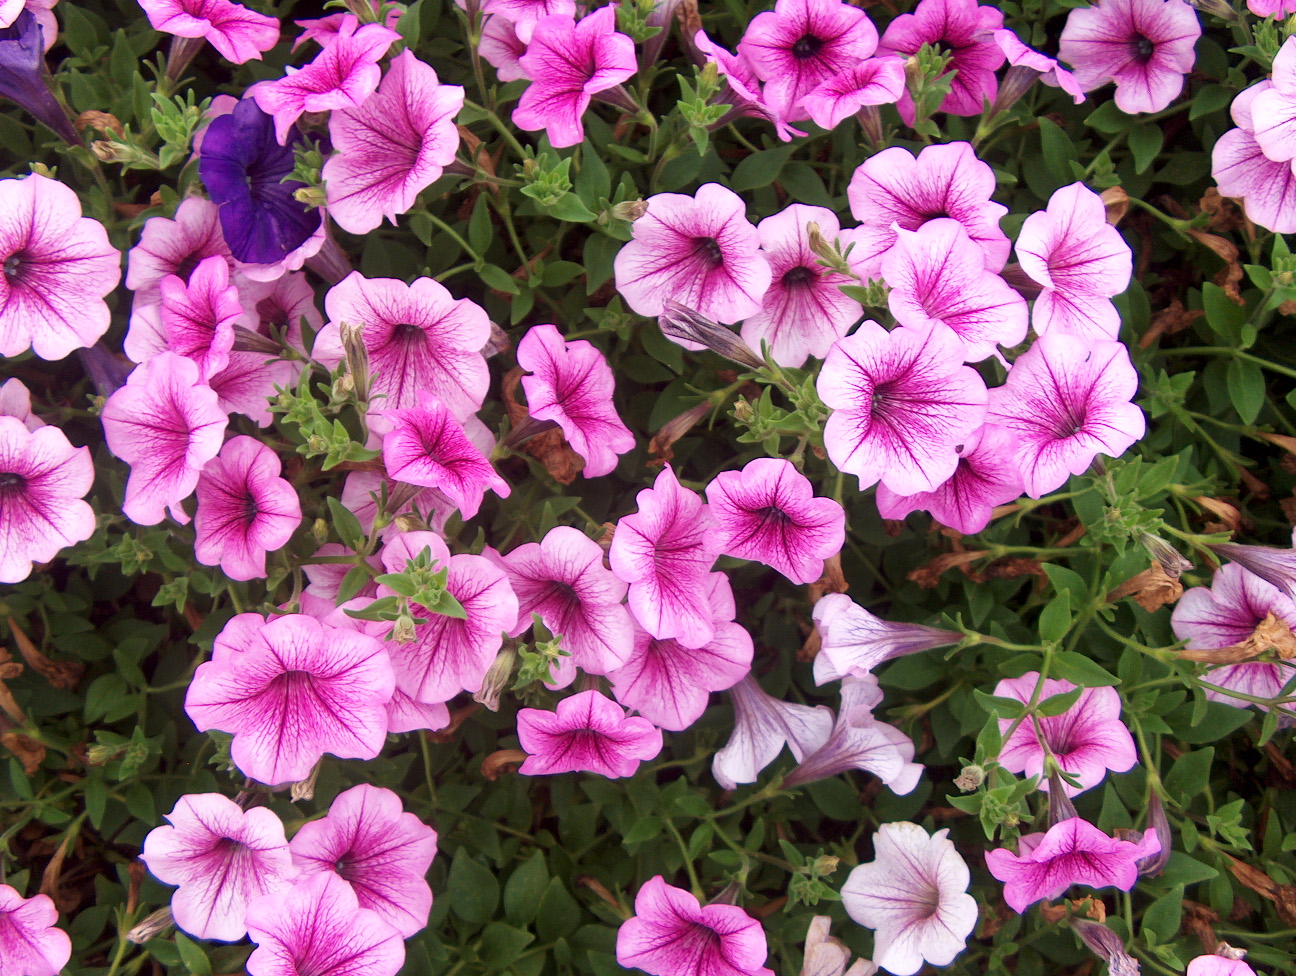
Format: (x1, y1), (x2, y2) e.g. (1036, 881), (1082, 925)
(236, 270), (319, 353)
(712, 675), (834, 790)
(876, 0), (1004, 123)
(512, 6), (637, 148)
(125, 197), (235, 311)
(314, 272), (491, 417)
(811, 592), (962, 685)
(0, 174), (121, 361)
(1015, 183), (1133, 342)
(341, 470), (456, 536)
(0, 885), (71, 976)
(608, 572), (752, 731)
(125, 255), (242, 377)
(101, 353), (228, 526)
(517, 324), (635, 477)
(517, 689), (664, 777)
(1058, 0), (1201, 115)
(841, 822), (977, 976)
(140, 793), (296, 942)
(137, 0), (280, 64)
(992, 29), (1086, 109)
(1213, 81), (1296, 234)
(609, 465), (723, 649)
(251, 14), (400, 143)
(1253, 38), (1296, 166)
(614, 183), (772, 323)
(705, 458), (846, 585)
(817, 322), (989, 496)
(480, 12), (529, 81)
(986, 334), (1146, 498)
(801, 916), (879, 976)
(194, 435), (301, 581)
(185, 612), (395, 785)
(289, 784), (437, 938)
(693, 30), (807, 142)
(986, 817), (1161, 913)
(482, 0), (578, 43)
(1187, 954), (1257, 976)
(882, 219), (1028, 362)
(801, 56), (906, 131)
(846, 142), (1010, 276)
(324, 51), (465, 235)
(246, 873), (404, 976)
(993, 673), (1137, 796)
(616, 876), (773, 976)
(0, 377), (40, 430)
(292, 2), (399, 50)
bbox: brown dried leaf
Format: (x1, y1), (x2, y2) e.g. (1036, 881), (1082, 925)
(76, 110), (123, 136)
(0, 649), (26, 723)
(1225, 857), (1296, 924)
(502, 365), (586, 484)
(1106, 565), (1183, 612)
(978, 557), (1048, 584)
(1199, 187), (1246, 233)
(1183, 901), (1220, 952)
(1179, 611), (1296, 663)
(1100, 186), (1129, 225)
(9, 620), (84, 689)
(648, 401), (711, 468)
(908, 550), (988, 588)
(797, 626), (821, 664)
(481, 748), (527, 780)
(1258, 432), (1296, 457)
(1193, 496), (1243, 534)
(809, 553), (849, 603)
(1139, 299), (1203, 349)
(426, 703), (480, 743)
(1238, 467), (1271, 500)
(1, 731), (44, 774)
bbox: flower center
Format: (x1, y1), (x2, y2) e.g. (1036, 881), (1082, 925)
(1133, 35), (1154, 62)
(692, 237), (725, 268)
(3, 253), (22, 280)
(792, 33), (824, 60)
(393, 322), (424, 344)
(1054, 406), (1088, 439)
(0, 471), (27, 493)
(782, 265), (816, 287)
(244, 494), (261, 523)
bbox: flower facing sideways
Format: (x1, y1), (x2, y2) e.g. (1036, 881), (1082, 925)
(0, 884), (71, 976)
(712, 675), (834, 790)
(811, 593), (962, 684)
(137, 0), (280, 64)
(517, 689), (663, 777)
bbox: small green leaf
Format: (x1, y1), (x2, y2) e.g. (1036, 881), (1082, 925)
(174, 933), (212, 976)
(1225, 357), (1265, 424)
(1129, 124), (1164, 174)
(1037, 591), (1072, 644)
(448, 849), (500, 924)
(503, 851), (548, 925)
(1051, 652), (1119, 687)
(326, 496), (365, 551)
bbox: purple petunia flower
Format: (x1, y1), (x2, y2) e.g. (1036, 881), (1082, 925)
(712, 675), (834, 790)
(138, 0), (279, 64)
(517, 689), (664, 777)
(841, 822), (977, 976)
(1213, 81), (1296, 234)
(986, 334), (1146, 498)
(818, 322), (989, 496)
(289, 784), (437, 938)
(140, 793), (296, 942)
(125, 255), (242, 376)
(811, 593), (962, 685)
(0, 884), (71, 976)
(801, 56), (906, 131)
(614, 183), (772, 324)
(1058, 0), (1200, 115)
(616, 876), (773, 976)
(0, 174), (120, 360)
(0, 9), (78, 143)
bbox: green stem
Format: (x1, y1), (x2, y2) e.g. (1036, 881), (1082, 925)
(1159, 346), (1296, 381)
(665, 819), (703, 900)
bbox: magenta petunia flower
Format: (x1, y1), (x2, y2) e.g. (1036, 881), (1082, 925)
(512, 6), (637, 148)
(693, 29), (807, 142)
(517, 323), (635, 477)
(609, 465), (723, 649)
(841, 822), (977, 976)
(986, 817), (1161, 913)
(1213, 82), (1296, 234)
(608, 572), (752, 731)
(882, 219), (1028, 362)
(314, 272), (491, 417)
(292, 4), (399, 50)
(194, 435), (301, 581)
(137, 0), (280, 64)
(811, 592), (962, 685)
(246, 873), (404, 976)
(613, 183), (772, 324)
(742, 204), (863, 368)
(0, 174), (120, 360)
(1057, 0), (1200, 115)
(494, 525), (634, 684)
(712, 675), (834, 790)
(1015, 183), (1132, 342)
(874, 423), (1025, 535)
(617, 876), (773, 976)
(986, 334), (1146, 498)
(125, 255), (242, 377)
(324, 51), (465, 235)
(876, 0), (1004, 123)
(101, 353), (229, 526)
(185, 612), (395, 785)
(1187, 955), (1257, 976)
(251, 14), (400, 143)
(517, 689), (664, 777)
(994, 673), (1137, 796)
(737, 0), (878, 121)
(801, 56), (906, 131)
(817, 322), (989, 496)
(482, 0), (578, 43)
(846, 142), (1010, 276)
(0, 885), (71, 976)
(479, 12), (529, 81)
(289, 784), (437, 938)
(125, 196), (235, 311)
(992, 29), (1086, 108)
(140, 793), (296, 942)
(705, 458), (845, 585)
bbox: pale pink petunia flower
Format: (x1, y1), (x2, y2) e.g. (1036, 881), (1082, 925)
(518, 323), (635, 477)
(817, 322), (989, 496)
(994, 673), (1137, 796)
(992, 29), (1086, 108)
(208, 351), (301, 428)
(1057, 0), (1201, 115)
(236, 270), (319, 354)
(0, 174), (121, 361)
(0, 377), (40, 430)
(517, 689), (664, 777)
(986, 334), (1146, 498)
(480, 12), (529, 80)
(341, 469), (456, 536)
(246, 873), (404, 976)
(1187, 954), (1257, 976)
(0, 885), (71, 976)
(137, 0), (280, 64)
(125, 196), (235, 312)
(841, 822), (978, 976)
(801, 56), (906, 131)
(712, 675), (834, 790)
(385, 686), (452, 734)
(140, 793), (296, 942)
(324, 51), (465, 235)
(1015, 183), (1132, 341)
(986, 817), (1161, 913)
(801, 916), (878, 976)
(811, 592), (962, 685)
(289, 784), (437, 938)
(614, 183), (773, 323)
(125, 255), (243, 377)
(194, 435), (301, 581)
(616, 876), (773, 976)
(101, 353), (228, 526)
(1213, 81), (1296, 234)
(185, 612), (395, 785)
(251, 15), (401, 143)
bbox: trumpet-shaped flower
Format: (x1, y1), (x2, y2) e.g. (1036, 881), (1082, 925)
(802, 57), (905, 131)
(811, 593), (962, 684)
(1187, 955), (1257, 976)
(1252, 38), (1296, 165)
(693, 29), (806, 142)
(138, 0), (280, 64)
(0, 10), (79, 143)
(0, 377), (38, 430)
(712, 675), (834, 789)
(992, 30), (1086, 107)
(517, 689), (663, 777)
(1213, 82), (1296, 235)
(482, 0), (578, 43)
(0, 885), (71, 976)
(125, 197), (234, 310)
(140, 793), (296, 942)
(289, 784), (437, 938)
(480, 12), (528, 80)
(125, 255), (242, 376)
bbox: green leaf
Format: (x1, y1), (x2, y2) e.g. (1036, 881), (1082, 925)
(1038, 118), (1076, 184)
(337, 565), (373, 604)
(1202, 282), (1246, 343)
(448, 849), (500, 924)
(730, 145), (796, 191)
(468, 196), (493, 256)
(1037, 591), (1072, 644)
(536, 877), (582, 942)
(478, 922), (535, 970)
(546, 193), (599, 222)
(1225, 357), (1265, 424)
(1189, 84), (1236, 120)
(503, 851), (549, 925)
(1165, 747), (1214, 797)
(1051, 652), (1119, 687)
(480, 264), (521, 294)
(1159, 851), (1219, 886)
(326, 496), (365, 551)
(1085, 100), (1130, 134)
(1141, 886), (1184, 943)
(1129, 124), (1164, 174)
(1037, 686), (1085, 717)
(174, 933), (212, 976)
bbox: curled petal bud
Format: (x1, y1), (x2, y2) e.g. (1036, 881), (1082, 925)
(472, 645), (519, 712)
(1139, 533), (1193, 578)
(1070, 919), (1141, 976)
(659, 299), (764, 369)
(1047, 768), (1080, 826)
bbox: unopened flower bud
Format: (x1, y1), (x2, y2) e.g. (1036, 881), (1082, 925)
(1047, 768), (1080, 826)
(393, 513), (428, 534)
(392, 613), (418, 644)
(294, 185), (328, 208)
(1213, 943), (1247, 961)
(311, 518), (329, 544)
(659, 299), (764, 370)
(339, 320), (371, 402)
(954, 764), (985, 792)
(1070, 919), (1140, 976)
(1138, 533), (1193, 578)
(473, 645), (519, 711)
(1136, 793), (1170, 877)
(127, 907), (175, 944)
(290, 761), (321, 802)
